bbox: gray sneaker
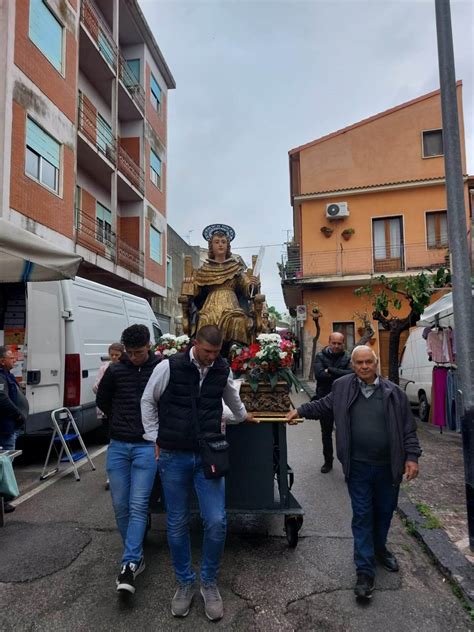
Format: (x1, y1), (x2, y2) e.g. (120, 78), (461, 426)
(171, 583), (195, 617)
(200, 583), (224, 621)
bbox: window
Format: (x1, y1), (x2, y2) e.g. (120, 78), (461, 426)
(75, 186), (81, 230)
(150, 149), (162, 188)
(150, 73), (161, 112)
(422, 129), (443, 158)
(25, 118), (60, 193)
(96, 202), (113, 247)
(29, 0), (63, 72)
(126, 59), (140, 85)
(150, 226), (162, 263)
(97, 114), (114, 160)
(166, 255), (172, 288)
(332, 322), (355, 351)
(372, 216), (404, 272)
(426, 211), (448, 249)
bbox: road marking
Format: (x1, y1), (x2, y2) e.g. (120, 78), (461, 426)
(11, 445), (108, 507)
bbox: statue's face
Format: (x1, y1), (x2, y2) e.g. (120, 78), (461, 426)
(211, 234), (228, 257)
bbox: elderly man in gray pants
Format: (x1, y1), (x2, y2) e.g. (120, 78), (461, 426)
(287, 345), (421, 601)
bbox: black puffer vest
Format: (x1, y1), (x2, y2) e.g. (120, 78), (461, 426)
(158, 352), (229, 451)
(107, 353), (159, 443)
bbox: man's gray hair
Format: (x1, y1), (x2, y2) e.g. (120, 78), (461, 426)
(351, 345), (378, 362)
(0, 346), (8, 359)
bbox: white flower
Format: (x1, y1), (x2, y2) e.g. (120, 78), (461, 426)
(257, 333), (282, 345)
(163, 349), (173, 356)
(255, 350), (265, 359)
(279, 352), (287, 359)
(161, 333), (175, 341)
(168, 348), (178, 355)
(176, 335), (190, 345)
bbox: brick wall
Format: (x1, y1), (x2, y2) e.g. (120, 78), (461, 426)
(15, 0), (78, 123)
(10, 102), (74, 238)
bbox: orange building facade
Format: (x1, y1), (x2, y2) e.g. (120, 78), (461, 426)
(0, 0), (175, 299)
(282, 85), (470, 375)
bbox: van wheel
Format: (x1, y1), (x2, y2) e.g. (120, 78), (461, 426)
(418, 392), (430, 422)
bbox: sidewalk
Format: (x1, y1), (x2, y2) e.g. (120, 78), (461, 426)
(298, 377), (474, 607)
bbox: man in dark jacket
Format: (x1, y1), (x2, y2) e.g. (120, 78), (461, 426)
(313, 332), (353, 473)
(0, 346), (29, 513)
(141, 325), (255, 621)
(287, 345), (421, 601)
(96, 324), (159, 596)
(0, 346), (28, 450)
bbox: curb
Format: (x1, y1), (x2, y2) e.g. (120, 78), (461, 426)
(397, 489), (474, 609)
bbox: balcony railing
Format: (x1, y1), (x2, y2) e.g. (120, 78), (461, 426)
(119, 55), (145, 113)
(117, 236), (144, 277)
(280, 243), (449, 281)
(118, 143), (144, 194)
(81, 0), (117, 69)
(78, 93), (116, 164)
(75, 208), (144, 276)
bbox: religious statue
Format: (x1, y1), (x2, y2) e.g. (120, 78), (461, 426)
(179, 224), (264, 350)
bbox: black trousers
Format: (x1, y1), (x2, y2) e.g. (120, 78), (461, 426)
(319, 412), (334, 463)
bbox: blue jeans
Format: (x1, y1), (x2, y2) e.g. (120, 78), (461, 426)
(106, 439), (157, 565)
(158, 449), (226, 585)
(0, 430), (19, 450)
(347, 460), (399, 577)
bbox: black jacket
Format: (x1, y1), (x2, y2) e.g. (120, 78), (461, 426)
(158, 352), (230, 451)
(0, 369), (29, 435)
(96, 352), (159, 443)
(298, 374), (422, 484)
(314, 346), (353, 397)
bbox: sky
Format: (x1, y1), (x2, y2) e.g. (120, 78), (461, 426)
(139, 0), (474, 313)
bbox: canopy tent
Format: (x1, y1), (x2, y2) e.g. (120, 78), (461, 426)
(417, 289), (474, 328)
(0, 218), (82, 282)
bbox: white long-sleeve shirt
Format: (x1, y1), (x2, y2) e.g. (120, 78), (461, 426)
(141, 348), (247, 442)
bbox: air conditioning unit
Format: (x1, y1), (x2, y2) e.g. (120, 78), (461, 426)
(326, 202), (349, 220)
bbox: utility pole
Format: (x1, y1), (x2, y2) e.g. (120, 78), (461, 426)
(435, 0), (474, 548)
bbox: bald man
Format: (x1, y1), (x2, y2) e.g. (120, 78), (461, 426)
(288, 346), (421, 601)
(313, 332), (353, 473)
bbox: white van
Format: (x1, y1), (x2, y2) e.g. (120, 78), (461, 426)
(0, 277), (161, 437)
(399, 327), (432, 422)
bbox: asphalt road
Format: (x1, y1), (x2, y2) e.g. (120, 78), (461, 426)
(1, 392), (472, 631)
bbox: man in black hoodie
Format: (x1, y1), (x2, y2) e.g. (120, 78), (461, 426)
(96, 324), (159, 595)
(313, 332), (353, 473)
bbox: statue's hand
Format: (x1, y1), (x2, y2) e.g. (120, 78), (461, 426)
(248, 275), (260, 286)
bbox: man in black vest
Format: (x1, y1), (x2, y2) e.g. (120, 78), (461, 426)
(96, 324), (160, 596)
(287, 346), (420, 601)
(141, 325), (254, 621)
(313, 332), (353, 473)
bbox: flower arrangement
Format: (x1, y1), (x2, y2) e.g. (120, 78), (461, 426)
(229, 333), (299, 392)
(154, 333), (190, 357)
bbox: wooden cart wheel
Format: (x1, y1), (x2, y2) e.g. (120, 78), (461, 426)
(285, 516), (300, 548)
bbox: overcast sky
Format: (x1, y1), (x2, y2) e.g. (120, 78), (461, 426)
(139, 0), (473, 313)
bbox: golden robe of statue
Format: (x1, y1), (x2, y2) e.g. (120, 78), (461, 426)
(179, 225), (264, 347)
(193, 257), (254, 345)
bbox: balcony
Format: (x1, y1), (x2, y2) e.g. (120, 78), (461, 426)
(117, 143), (144, 200)
(118, 54), (145, 119)
(280, 243), (449, 282)
(77, 93), (116, 188)
(79, 0), (117, 106)
(75, 209), (144, 276)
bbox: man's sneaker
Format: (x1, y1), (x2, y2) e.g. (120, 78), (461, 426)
(200, 583), (224, 621)
(376, 548), (399, 572)
(354, 573), (375, 600)
(133, 557), (146, 578)
(171, 583), (195, 617)
(116, 563), (135, 594)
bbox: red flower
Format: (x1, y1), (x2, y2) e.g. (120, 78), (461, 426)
(248, 343), (261, 357)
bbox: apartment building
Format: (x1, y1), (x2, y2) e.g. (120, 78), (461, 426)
(0, 0), (175, 299)
(281, 84), (470, 375)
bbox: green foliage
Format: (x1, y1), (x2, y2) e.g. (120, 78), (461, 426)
(268, 305), (282, 321)
(416, 503), (443, 529)
(354, 268), (451, 320)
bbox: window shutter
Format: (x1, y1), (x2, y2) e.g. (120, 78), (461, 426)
(29, 0), (63, 72)
(26, 118), (60, 169)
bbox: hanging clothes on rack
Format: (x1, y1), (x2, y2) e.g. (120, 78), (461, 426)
(431, 366), (449, 428)
(426, 329), (455, 363)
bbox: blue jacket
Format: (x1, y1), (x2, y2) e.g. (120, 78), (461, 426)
(0, 368), (29, 435)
